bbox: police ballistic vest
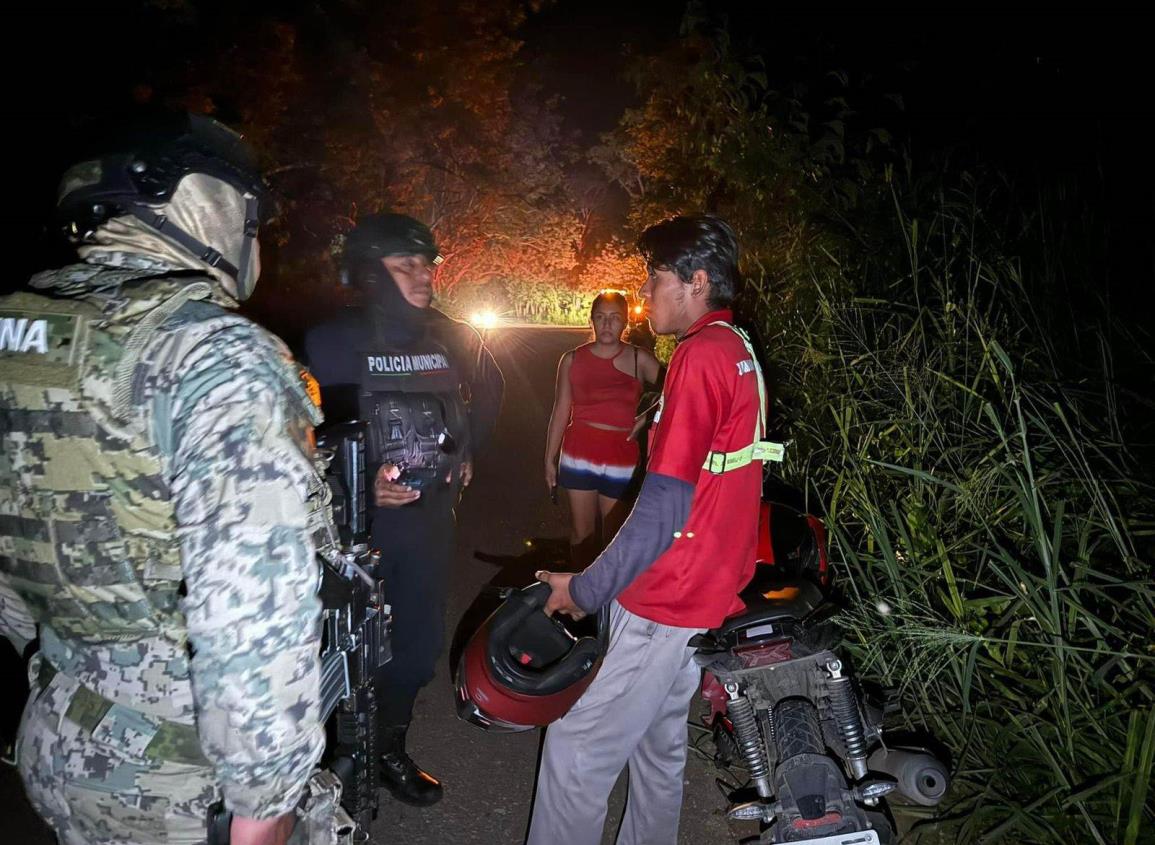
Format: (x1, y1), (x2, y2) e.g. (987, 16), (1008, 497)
(0, 266), (322, 647)
(358, 328), (470, 489)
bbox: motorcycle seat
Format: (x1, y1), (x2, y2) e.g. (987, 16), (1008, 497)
(716, 576), (825, 639)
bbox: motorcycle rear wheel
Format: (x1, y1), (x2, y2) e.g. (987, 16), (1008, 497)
(765, 700), (895, 845)
(772, 698), (824, 760)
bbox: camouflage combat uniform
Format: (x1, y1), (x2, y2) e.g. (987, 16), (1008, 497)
(0, 260), (328, 844)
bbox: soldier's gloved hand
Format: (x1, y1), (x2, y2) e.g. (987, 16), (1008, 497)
(374, 463), (421, 508)
(230, 812), (296, 845)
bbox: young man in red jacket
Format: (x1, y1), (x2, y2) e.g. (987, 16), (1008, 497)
(531, 215), (768, 845)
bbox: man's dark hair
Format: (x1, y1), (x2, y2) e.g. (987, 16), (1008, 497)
(637, 215), (740, 308)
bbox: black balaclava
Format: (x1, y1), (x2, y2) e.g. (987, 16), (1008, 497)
(342, 212), (441, 346)
(351, 256), (430, 347)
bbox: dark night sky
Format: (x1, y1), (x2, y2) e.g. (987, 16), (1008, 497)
(523, 5), (1153, 154)
(6, 3), (1153, 315)
(535, 4), (1155, 321)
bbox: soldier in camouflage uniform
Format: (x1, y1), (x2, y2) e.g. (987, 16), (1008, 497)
(0, 114), (327, 845)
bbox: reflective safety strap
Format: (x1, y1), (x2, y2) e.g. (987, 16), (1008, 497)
(699, 321), (786, 474)
(703, 441), (786, 474)
(38, 660), (210, 766)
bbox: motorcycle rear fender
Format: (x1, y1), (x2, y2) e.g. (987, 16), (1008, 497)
(772, 752), (869, 840)
(726, 649), (840, 709)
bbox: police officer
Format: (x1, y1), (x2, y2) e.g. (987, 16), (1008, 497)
(304, 213), (503, 807)
(0, 113), (327, 845)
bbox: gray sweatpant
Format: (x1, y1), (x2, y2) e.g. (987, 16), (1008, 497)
(526, 601), (705, 845)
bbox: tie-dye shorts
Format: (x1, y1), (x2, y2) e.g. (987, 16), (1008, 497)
(558, 422), (641, 499)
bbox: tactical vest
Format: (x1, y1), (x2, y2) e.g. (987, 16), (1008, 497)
(357, 331), (470, 489)
(0, 267), (322, 649)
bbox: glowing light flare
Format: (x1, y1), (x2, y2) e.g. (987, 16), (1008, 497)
(470, 310), (499, 330)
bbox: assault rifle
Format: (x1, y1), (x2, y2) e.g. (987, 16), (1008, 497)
(316, 421), (390, 835)
(209, 421), (390, 844)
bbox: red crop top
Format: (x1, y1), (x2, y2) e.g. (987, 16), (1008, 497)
(568, 344), (643, 430)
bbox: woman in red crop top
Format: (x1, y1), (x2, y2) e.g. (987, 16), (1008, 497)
(545, 291), (663, 566)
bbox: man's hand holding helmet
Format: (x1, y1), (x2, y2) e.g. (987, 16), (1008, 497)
(534, 570), (585, 620)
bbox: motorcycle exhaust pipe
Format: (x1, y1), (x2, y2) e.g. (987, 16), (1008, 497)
(868, 747), (950, 806)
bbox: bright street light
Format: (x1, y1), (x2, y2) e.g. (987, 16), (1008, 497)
(471, 310), (499, 330)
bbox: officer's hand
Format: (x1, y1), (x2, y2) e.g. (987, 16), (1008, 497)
(374, 463), (421, 508)
(535, 570), (586, 620)
(230, 812), (295, 845)
(460, 460), (473, 488)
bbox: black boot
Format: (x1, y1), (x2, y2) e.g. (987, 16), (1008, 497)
(378, 724), (443, 806)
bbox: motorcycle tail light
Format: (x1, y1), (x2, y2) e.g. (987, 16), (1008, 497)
(735, 638), (793, 668)
(792, 811), (844, 831)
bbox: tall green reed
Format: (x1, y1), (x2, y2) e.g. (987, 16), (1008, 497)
(763, 182), (1154, 844)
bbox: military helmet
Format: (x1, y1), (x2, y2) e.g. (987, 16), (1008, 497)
(340, 213), (442, 286)
(56, 111), (266, 297)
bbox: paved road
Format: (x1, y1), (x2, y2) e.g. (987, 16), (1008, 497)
(0, 325), (743, 845)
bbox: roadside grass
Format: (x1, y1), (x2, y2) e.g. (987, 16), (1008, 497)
(761, 185), (1155, 843)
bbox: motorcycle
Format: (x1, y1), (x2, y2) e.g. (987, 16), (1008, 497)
(690, 489), (950, 844)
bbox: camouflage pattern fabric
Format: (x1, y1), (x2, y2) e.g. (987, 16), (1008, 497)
(18, 652), (219, 844)
(0, 575), (36, 652)
(0, 261), (329, 842)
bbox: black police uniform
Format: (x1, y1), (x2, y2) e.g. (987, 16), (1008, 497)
(304, 294), (502, 800)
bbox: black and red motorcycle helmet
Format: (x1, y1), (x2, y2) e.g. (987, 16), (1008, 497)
(455, 582), (608, 732)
